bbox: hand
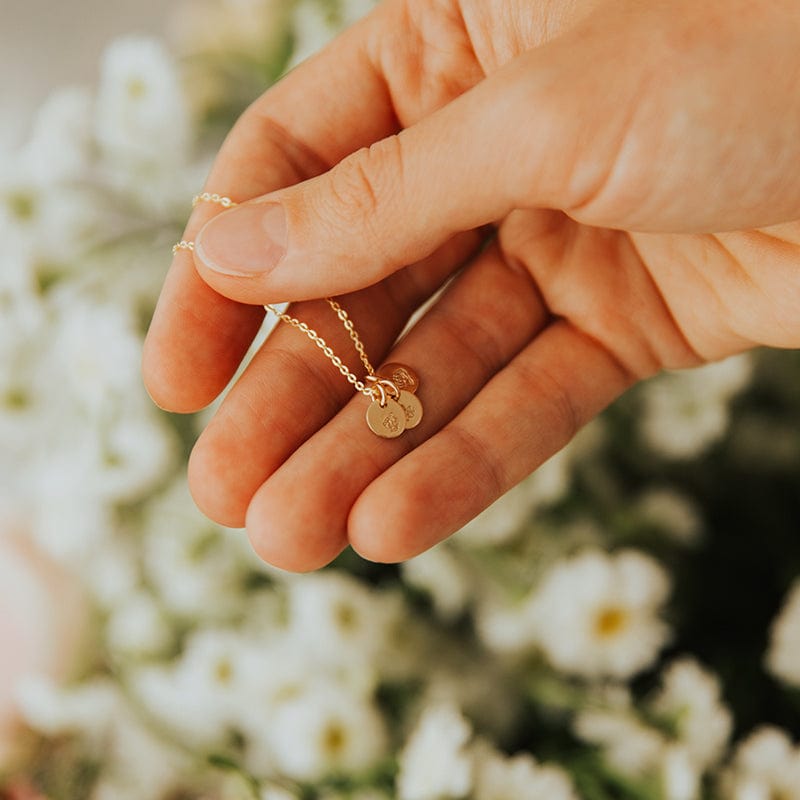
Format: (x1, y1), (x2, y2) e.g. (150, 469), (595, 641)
(143, 0), (800, 572)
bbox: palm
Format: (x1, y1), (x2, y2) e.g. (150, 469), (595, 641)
(501, 212), (800, 377)
(143, 0), (800, 571)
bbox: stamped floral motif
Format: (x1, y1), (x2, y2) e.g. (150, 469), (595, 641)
(383, 413), (401, 433)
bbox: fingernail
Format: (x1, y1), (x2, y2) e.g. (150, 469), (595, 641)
(195, 202), (287, 277)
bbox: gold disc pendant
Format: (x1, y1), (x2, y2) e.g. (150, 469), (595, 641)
(397, 390), (423, 429)
(366, 397), (407, 438)
(378, 363), (419, 394)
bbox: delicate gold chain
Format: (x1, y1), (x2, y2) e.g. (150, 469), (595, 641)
(174, 198), (375, 396)
(263, 302), (375, 395)
(192, 192), (236, 208)
(328, 299), (375, 378)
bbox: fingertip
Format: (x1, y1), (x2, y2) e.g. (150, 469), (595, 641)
(142, 259), (266, 412)
(245, 483), (348, 573)
(187, 434), (249, 529)
(348, 483), (437, 564)
(141, 332), (207, 414)
(141, 331), (227, 414)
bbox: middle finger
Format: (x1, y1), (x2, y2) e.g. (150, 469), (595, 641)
(188, 231), (483, 527)
(244, 241), (548, 571)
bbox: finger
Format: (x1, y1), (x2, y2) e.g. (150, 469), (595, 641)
(142, 1), (421, 412)
(188, 231), (484, 528)
(242, 242), (548, 572)
(190, 22), (631, 304)
(350, 320), (634, 563)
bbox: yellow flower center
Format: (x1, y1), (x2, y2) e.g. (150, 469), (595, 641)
(321, 722), (347, 757)
(127, 77), (147, 99)
(7, 191), (36, 221)
(595, 606), (629, 638)
(334, 602), (358, 632)
(214, 658), (233, 684)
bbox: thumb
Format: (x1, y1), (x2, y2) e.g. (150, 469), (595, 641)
(192, 31), (627, 304)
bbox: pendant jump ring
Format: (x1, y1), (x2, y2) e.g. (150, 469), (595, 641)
(377, 378), (400, 400)
(371, 382), (388, 408)
(366, 374), (400, 400)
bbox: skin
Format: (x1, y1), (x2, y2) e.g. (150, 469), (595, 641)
(142, 0), (800, 572)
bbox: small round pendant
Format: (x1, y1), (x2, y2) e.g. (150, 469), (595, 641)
(378, 363), (419, 394)
(397, 390), (423, 429)
(366, 397), (407, 438)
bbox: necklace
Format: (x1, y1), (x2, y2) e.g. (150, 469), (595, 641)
(173, 194), (423, 438)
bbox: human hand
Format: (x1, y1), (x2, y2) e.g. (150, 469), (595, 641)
(143, 0), (800, 572)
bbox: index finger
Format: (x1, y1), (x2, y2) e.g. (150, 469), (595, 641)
(142, 4), (402, 413)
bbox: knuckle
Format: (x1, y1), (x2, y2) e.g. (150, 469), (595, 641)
(517, 356), (581, 446)
(448, 423), (508, 503)
(318, 136), (405, 247)
(328, 147), (382, 222)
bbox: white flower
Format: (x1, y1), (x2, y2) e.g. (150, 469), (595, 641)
(263, 681), (388, 782)
(143, 479), (249, 620)
(472, 740), (578, 800)
(260, 787), (300, 800)
(0, 151), (98, 265)
(574, 698), (665, 777)
(95, 36), (189, 167)
(634, 487), (703, 545)
(662, 745), (701, 800)
(237, 633), (386, 774)
(720, 727), (800, 800)
(24, 408), (175, 560)
(28, 464), (115, 563)
(0, 301), (52, 488)
(285, 571), (395, 675)
(765, 579), (800, 688)
(134, 628), (263, 750)
(651, 658), (732, 770)
(402, 544), (471, 620)
(105, 592), (172, 658)
(89, 705), (188, 800)
(20, 677), (190, 800)
(397, 703), (473, 800)
(47, 296), (143, 413)
(93, 412), (178, 502)
(77, 537), (140, 609)
(17, 677), (117, 746)
(456, 447), (573, 547)
(24, 87), (94, 182)
(27, 407), (176, 517)
(530, 549), (671, 680)
(474, 591), (539, 655)
(640, 355), (753, 459)
(576, 660), (730, 794)
(0, 251), (43, 343)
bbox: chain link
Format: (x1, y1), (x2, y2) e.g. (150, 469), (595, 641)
(174, 196), (376, 396)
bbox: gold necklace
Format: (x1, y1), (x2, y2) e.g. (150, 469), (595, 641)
(173, 194), (423, 438)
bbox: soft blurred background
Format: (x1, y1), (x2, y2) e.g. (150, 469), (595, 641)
(1, 0), (176, 147)
(1, 2), (800, 799)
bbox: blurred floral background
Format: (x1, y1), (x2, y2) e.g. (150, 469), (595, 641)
(1, 1), (800, 798)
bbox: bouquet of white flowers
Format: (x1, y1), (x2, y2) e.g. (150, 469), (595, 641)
(1, 2), (799, 799)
